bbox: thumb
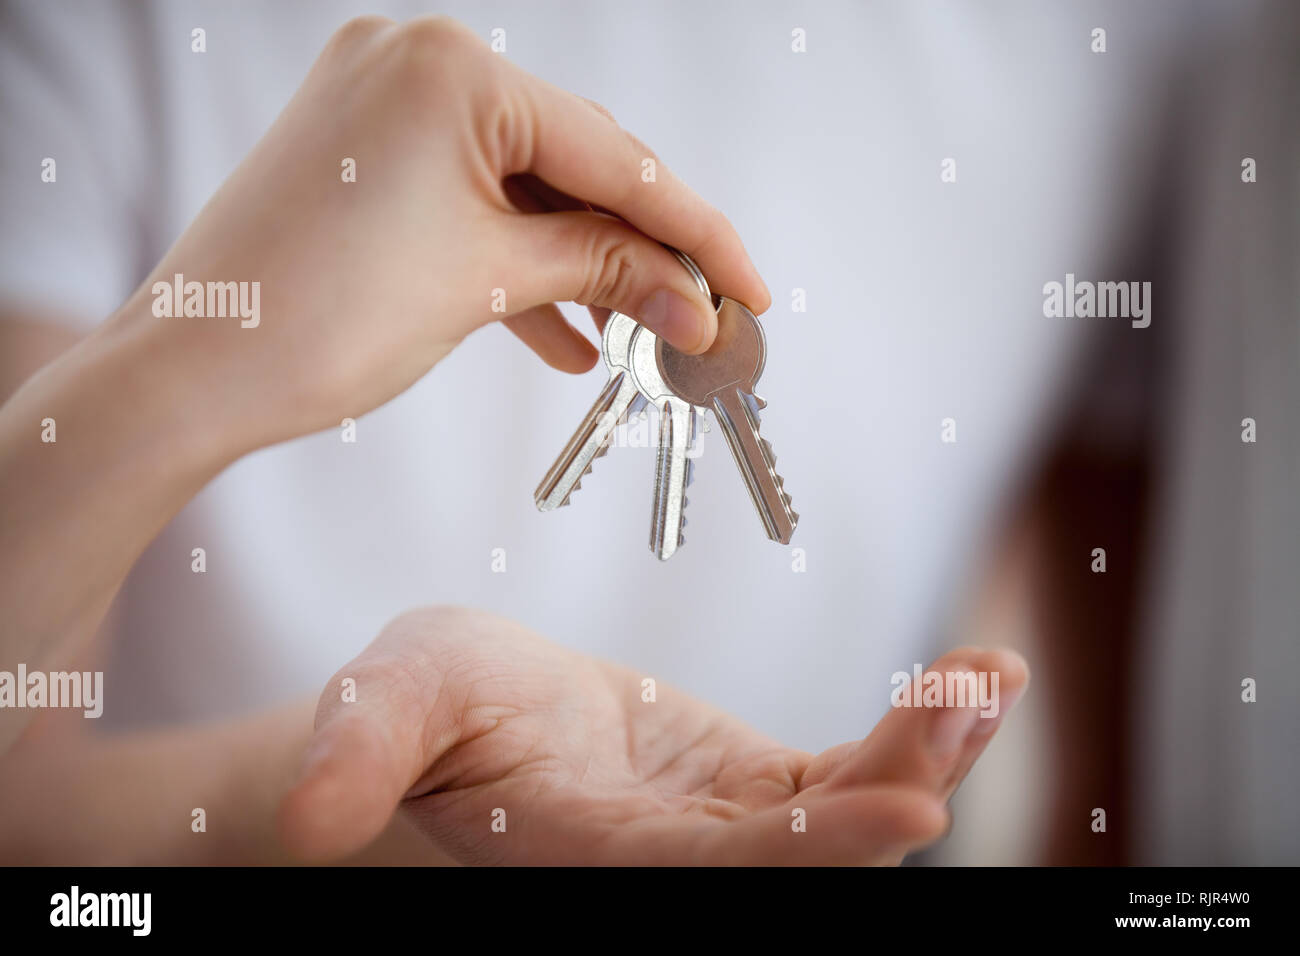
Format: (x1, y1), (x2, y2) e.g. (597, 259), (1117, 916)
(506, 210), (719, 353)
(276, 640), (460, 861)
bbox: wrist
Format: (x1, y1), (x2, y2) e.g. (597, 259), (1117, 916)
(96, 288), (267, 473)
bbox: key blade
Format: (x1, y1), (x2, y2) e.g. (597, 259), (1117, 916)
(711, 387), (797, 544)
(535, 373), (639, 512)
(648, 400), (695, 560)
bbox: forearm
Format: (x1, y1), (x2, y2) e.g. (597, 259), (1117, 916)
(0, 699), (313, 863)
(0, 699), (449, 865)
(0, 301), (243, 752)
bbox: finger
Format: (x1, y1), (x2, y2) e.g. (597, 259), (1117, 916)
(496, 175), (702, 348)
(570, 95), (639, 221)
(520, 785), (946, 866)
(504, 303), (599, 373)
(506, 209), (719, 353)
(799, 646), (984, 790)
(508, 66), (771, 314)
(806, 648), (1030, 801)
(587, 304), (612, 334)
(276, 619), (465, 861)
(827, 647), (1029, 798)
(575, 94), (617, 124)
(499, 175), (612, 339)
(694, 785), (949, 866)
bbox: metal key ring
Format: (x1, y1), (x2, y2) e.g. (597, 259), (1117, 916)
(665, 246), (711, 303)
(659, 245), (766, 382)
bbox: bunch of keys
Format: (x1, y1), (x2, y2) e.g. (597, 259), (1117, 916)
(535, 248), (797, 560)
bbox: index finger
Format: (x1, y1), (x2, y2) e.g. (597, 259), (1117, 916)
(505, 66), (772, 314)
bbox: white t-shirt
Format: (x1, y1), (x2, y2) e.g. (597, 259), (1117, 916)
(3, 0), (1294, 863)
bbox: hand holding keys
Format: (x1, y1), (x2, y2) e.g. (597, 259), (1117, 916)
(536, 249), (797, 560)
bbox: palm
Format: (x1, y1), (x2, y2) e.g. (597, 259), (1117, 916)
(397, 615), (809, 864)
(289, 607), (1027, 865)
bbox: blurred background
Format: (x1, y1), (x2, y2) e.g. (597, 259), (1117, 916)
(1, 0), (1296, 864)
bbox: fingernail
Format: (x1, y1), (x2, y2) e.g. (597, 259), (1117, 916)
(929, 703), (979, 759)
(638, 287), (710, 353)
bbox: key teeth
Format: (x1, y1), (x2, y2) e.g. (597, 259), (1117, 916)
(772, 470), (797, 527)
(679, 489), (690, 545)
(756, 431), (789, 507)
(733, 389), (799, 537)
(551, 434), (614, 509)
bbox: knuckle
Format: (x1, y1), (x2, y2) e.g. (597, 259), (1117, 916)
(618, 128), (660, 176)
(332, 14), (396, 43)
(470, 71), (525, 171)
(620, 131), (660, 205)
(579, 233), (640, 307)
(624, 129), (657, 166)
(581, 96), (617, 123)
(324, 15), (395, 58)
(385, 17), (490, 112)
(396, 15), (481, 64)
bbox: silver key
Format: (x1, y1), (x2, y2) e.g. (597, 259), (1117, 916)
(629, 325), (698, 560)
(627, 247), (711, 560)
(656, 297), (797, 544)
(534, 310), (643, 511)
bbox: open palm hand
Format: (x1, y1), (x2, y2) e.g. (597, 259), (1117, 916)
(280, 607), (1027, 865)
